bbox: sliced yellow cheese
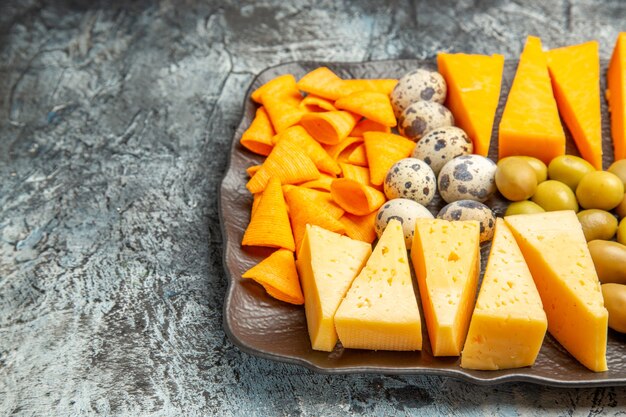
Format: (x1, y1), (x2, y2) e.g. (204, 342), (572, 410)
(504, 211), (608, 372)
(461, 219), (547, 370)
(411, 219), (480, 356)
(334, 219), (422, 351)
(296, 225), (372, 352)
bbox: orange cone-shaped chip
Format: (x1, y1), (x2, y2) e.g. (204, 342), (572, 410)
(246, 139), (320, 194)
(346, 144), (368, 167)
(285, 186), (346, 251)
(240, 107), (275, 156)
(330, 178), (386, 216)
(252, 74), (301, 106)
(342, 79), (398, 96)
(242, 177), (295, 251)
(364, 132), (415, 186)
(299, 95), (337, 112)
(335, 91), (397, 127)
(242, 249), (304, 305)
(276, 126), (341, 175)
(340, 211), (377, 243)
(299, 174), (336, 192)
(296, 67), (354, 101)
(300, 111), (359, 145)
(350, 119), (391, 137)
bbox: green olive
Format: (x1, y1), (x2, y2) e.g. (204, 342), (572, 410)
(608, 159), (626, 187)
(576, 171), (625, 210)
(576, 209), (618, 241)
(618, 218), (626, 246)
(616, 193), (626, 219)
(512, 156), (548, 183)
(496, 158), (538, 201)
(588, 240), (626, 285)
(505, 200), (545, 216)
(531, 180), (579, 212)
(601, 283), (626, 333)
(548, 155), (595, 190)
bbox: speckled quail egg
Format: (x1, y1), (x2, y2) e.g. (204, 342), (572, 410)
(411, 126), (473, 175)
(437, 200), (496, 243)
(375, 198), (434, 248)
(438, 155), (497, 203)
(398, 101), (454, 142)
(391, 69), (447, 118)
(384, 158), (437, 205)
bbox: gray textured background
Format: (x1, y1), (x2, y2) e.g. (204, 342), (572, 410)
(1, 0), (626, 415)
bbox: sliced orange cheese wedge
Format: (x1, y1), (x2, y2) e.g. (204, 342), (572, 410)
(334, 219), (422, 351)
(461, 219), (547, 370)
(296, 225), (372, 351)
(498, 36), (565, 164)
(608, 32), (626, 161)
(547, 41), (603, 169)
(411, 219), (481, 356)
(437, 52), (504, 156)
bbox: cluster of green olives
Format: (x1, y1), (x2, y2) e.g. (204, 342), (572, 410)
(496, 155), (626, 333)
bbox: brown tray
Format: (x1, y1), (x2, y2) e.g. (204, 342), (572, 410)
(219, 59), (626, 387)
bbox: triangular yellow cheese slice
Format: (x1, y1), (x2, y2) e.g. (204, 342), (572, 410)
(411, 219), (480, 356)
(296, 225), (372, 352)
(334, 219), (422, 351)
(504, 211), (608, 372)
(461, 218), (547, 370)
(498, 36), (565, 164)
(547, 41), (603, 169)
(437, 53), (504, 156)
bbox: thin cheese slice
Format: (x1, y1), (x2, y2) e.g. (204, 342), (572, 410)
(547, 41), (603, 169)
(498, 36), (566, 164)
(296, 225), (372, 352)
(437, 53), (504, 156)
(334, 219), (422, 351)
(461, 219), (547, 370)
(411, 219), (480, 356)
(504, 211), (608, 372)
(608, 32), (626, 161)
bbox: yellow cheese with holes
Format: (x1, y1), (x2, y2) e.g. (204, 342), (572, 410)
(296, 225), (372, 352)
(334, 219), (422, 351)
(505, 211), (608, 372)
(411, 219), (480, 356)
(461, 219), (547, 370)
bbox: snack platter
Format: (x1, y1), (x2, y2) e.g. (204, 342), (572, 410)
(219, 59), (626, 387)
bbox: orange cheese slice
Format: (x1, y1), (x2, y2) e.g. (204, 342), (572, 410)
(505, 211), (608, 372)
(296, 225), (372, 351)
(437, 53), (504, 156)
(411, 219), (480, 356)
(334, 219), (422, 351)
(498, 36), (565, 164)
(461, 219), (547, 370)
(608, 32), (626, 161)
(547, 41), (603, 169)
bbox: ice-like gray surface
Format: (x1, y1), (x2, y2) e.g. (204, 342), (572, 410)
(1, 0), (625, 415)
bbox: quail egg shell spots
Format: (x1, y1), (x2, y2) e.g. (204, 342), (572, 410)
(399, 101), (454, 142)
(438, 155), (497, 203)
(437, 200), (496, 242)
(384, 158), (436, 205)
(375, 198), (434, 248)
(412, 126), (473, 175)
(391, 69), (447, 118)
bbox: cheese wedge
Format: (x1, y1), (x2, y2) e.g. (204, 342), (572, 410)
(547, 41), (603, 169)
(461, 219), (547, 370)
(334, 219), (422, 351)
(411, 219), (480, 356)
(437, 53), (504, 157)
(296, 225), (372, 352)
(504, 211), (608, 372)
(608, 32), (626, 161)
(499, 36), (566, 164)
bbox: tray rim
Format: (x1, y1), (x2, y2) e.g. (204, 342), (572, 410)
(218, 58), (626, 388)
